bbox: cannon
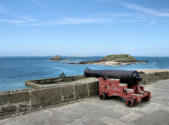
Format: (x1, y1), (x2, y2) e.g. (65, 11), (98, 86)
(84, 68), (142, 86)
(84, 68), (151, 107)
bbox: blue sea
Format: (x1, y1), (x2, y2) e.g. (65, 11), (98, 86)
(0, 56), (169, 91)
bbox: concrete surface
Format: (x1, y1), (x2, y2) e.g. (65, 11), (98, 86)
(1, 80), (169, 125)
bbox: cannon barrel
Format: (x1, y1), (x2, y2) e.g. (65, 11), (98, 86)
(84, 68), (142, 86)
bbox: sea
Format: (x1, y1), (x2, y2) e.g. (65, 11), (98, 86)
(0, 56), (169, 91)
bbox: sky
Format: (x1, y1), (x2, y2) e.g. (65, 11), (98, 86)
(0, 0), (169, 56)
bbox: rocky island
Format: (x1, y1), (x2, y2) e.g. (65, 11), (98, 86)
(49, 55), (66, 60)
(68, 54), (148, 66)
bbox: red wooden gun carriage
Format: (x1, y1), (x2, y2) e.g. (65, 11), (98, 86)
(84, 69), (151, 107)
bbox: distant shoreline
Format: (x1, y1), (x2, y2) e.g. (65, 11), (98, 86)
(67, 60), (147, 66)
(67, 54), (148, 66)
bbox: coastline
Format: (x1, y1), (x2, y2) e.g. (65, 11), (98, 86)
(88, 60), (147, 66)
(67, 54), (148, 66)
(68, 60), (147, 66)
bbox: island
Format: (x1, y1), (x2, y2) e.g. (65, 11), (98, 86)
(49, 55), (65, 60)
(68, 54), (148, 66)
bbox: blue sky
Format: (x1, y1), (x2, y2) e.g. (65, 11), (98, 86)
(0, 0), (169, 56)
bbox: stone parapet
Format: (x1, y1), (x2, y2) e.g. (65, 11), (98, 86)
(0, 79), (98, 118)
(0, 70), (169, 118)
(139, 69), (169, 84)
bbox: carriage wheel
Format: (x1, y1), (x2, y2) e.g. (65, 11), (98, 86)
(125, 97), (135, 107)
(99, 93), (106, 100)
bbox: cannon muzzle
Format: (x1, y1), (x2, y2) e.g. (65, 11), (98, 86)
(84, 68), (142, 86)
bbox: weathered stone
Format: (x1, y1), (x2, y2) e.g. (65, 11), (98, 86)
(0, 95), (7, 105)
(75, 83), (88, 99)
(18, 104), (28, 112)
(1, 105), (17, 112)
(140, 74), (147, 84)
(19, 104), (27, 107)
(154, 72), (160, 81)
(61, 85), (75, 102)
(0, 91), (30, 105)
(1, 70), (169, 118)
(2, 79), (169, 125)
(158, 72), (169, 79)
(88, 81), (99, 96)
(147, 73), (155, 83)
(30, 87), (61, 107)
(140, 72), (169, 85)
(167, 72), (169, 79)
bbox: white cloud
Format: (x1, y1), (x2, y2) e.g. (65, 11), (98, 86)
(1, 1), (168, 26)
(0, 5), (113, 26)
(31, 17), (113, 26)
(88, 12), (135, 17)
(0, 19), (26, 24)
(59, 17), (112, 24)
(16, 15), (36, 22)
(31, 0), (42, 7)
(149, 20), (157, 26)
(98, 0), (169, 25)
(0, 4), (36, 24)
(120, 2), (169, 17)
(99, 0), (169, 17)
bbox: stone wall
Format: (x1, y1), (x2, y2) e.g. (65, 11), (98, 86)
(25, 75), (85, 88)
(139, 70), (169, 84)
(26, 75), (85, 85)
(1, 70), (169, 118)
(0, 80), (98, 118)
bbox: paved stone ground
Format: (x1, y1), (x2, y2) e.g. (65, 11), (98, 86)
(1, 80), (169, 125)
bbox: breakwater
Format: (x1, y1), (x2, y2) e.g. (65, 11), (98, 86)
(0, 70), (169, 118)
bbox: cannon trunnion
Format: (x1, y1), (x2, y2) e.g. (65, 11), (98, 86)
(84, 68), (151, 107)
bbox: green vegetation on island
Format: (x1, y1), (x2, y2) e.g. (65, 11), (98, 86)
(101, 54), (137, 62)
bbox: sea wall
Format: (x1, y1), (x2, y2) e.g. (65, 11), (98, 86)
(139, 70), (169, 84)
(0, 70), (169, 118)
(0, 80), (98, 118)
(25, 75), (85, 88)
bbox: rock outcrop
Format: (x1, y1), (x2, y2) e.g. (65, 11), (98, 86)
(68, 54), (148, 66)
(49, 55), (65, 60)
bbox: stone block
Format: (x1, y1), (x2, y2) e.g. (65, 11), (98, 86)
(0, 95), (7, 105)
(18, 104), (28, 112)
(158, 72), (169, 80)
(30, 87), (61, 107)
(75, 83), (88, 99)
(0, 91), (30, 105)
(140, 74), (147, 84)
(146, 73), (155, 84)
(167, 72), (169, 79)
(154, 72), (160, 81)
(61, 85), (75, 102)
(1, 104), (17, 112)
(88, 81), (99, 96)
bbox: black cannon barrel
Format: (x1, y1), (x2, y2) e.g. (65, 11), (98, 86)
(84, 68), (142, 86)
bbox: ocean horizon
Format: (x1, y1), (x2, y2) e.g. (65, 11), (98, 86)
(0, 56), (169, 91)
